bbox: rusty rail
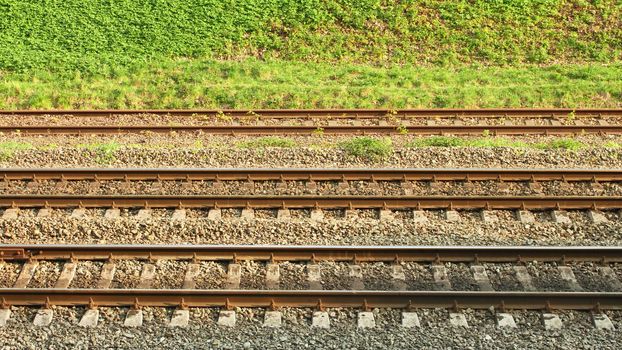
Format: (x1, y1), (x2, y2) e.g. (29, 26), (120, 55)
(0, 289), (620, 310)
(1, 108), (622, 135)
(0, 194), (621, 210)
(1, 125), (621, 135)
(1, 245), (620, 262)
(1, 168), (621, 182)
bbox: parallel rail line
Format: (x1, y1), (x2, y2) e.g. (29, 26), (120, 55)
(1, 245), (620, 262)
(1, 108), (622, 135)
(1, 195), (622, 210)
(1, 289), (619, 310)
(2, 125), (622, 135)
(1, 168), (621, 183)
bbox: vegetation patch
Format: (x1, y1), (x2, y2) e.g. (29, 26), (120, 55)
(237, 137), (296, 149)
(78, 141), (122, 164)
(408, 136), (585, 150)
(0, 141), (33, 161)
(534, 138), (585, 151)
(339, 137), (393, 160)
(1, 61), (620, 109)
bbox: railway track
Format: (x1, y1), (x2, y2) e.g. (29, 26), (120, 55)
(1, 168), (621, 183)
(2, 108), (622, 135)
(1, 194), (621, 210)
(0, 245), (620, 312)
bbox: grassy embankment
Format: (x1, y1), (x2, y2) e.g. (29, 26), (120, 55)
(0, 0), (620, 109)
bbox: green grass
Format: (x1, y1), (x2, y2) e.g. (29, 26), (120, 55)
(237, 137), (296, 149)
(407, 136), (585, 150)
(77, 141), (122, 164)
(534, 138), (585, 151)
(339, 137), (393, 160)
(1, 1), (621, 74)
(1, 61), (620, 109)
(0, 141), (33, 161)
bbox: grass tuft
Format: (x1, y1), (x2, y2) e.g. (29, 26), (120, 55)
(339, 137), (393, 160)
(0, 141), (33, 161)
(237, 137), (296, 149)
(78, 141), (122, 164)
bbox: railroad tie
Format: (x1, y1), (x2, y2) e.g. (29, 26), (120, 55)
(70, 208), (87, 219)
(136, 263), (156, 289)
(263, 310), (282, 328)
(480, 210), (498, 223)
(513, 266), (536, 291)
(307, 263), (322, 290)
(444, 210), (460, 222)
(54, 262), (77, 288)
(217, 310), (236, 327)
(240, 208), (255, 220)
(542, 313), (563, 330)
(276, 208), (290, 220)
(182, 263), (201, 289)
(470, 265), (493, 291)
(33, 308), (54, 327)
(96, 262), (117, 289)
(587, 210), (608, 224)
(449, 312), (469, 328)
(0, 308), (10, 327)
(13, 261), (38, 288)
(592, 313), (615, 330)
(557, 266), (583, 291)
(412, 210), (428, 223)
(310, 209), (324, 221)
(379, 209), (394, 221)
(1, 208), (19, 219)
(495, 313), (517, 328)
(357, 311), (375, 328)
(551, 210), (571, 224)
(312, 311), (330, 329)
(207, 208), (222, 220)
(599, 266), (622, 291)
(515, 210), (535, 223)
(37, 208), (52, 218)
(265, 263), (280, 290)
(104, 208), (121, 219)
(431, 264), (451, 291)
(136, 209), (152, 220)
(401, 312), (420, 328)
(171, 209), (186, 220)
(349, 265), (364, 290)
(391, 264), (407, 291)
(225, 263), (241, 289)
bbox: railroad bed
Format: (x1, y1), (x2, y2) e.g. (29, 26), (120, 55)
(0, 245), (621, 330)
(2, 108), (622, 135)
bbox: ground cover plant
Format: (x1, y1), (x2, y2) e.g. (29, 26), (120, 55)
(0, 1), (620, 109)
(339, 137), (393, 160)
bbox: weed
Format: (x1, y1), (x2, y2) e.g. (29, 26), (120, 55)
(567, 110), (576, 121)
(339, 137), (393, 160)
(408, 136), (467, 147)
(396, 125), (409, 135)
(604, 141), (621, 148)
(237, 137), (296, 149)
(312, 127), (325, 137)
(0, 141), (33, 161)
(215, 111), (232, 123)
(79, 141), (122, 164)
(534, 138), (585, 151)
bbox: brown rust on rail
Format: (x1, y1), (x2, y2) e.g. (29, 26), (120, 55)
(0, 194), (621, 210)
(3, 245), (621, 263)
(1, 168), (621, 182)
(0, 125), (621, 135)
(0, 289), (620, 310)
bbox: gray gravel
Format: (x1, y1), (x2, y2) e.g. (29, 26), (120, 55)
(0, 307), (620, 349)
(2, 212), (622, 246)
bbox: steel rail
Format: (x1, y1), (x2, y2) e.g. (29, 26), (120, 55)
(1, 195), (621, 210)
(1, 245), (620, 262)
(2, 108), (621, 118)
(1, 168), (621, 182)
(0, 289), (619, 310)
(1, 125), (622, 135)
